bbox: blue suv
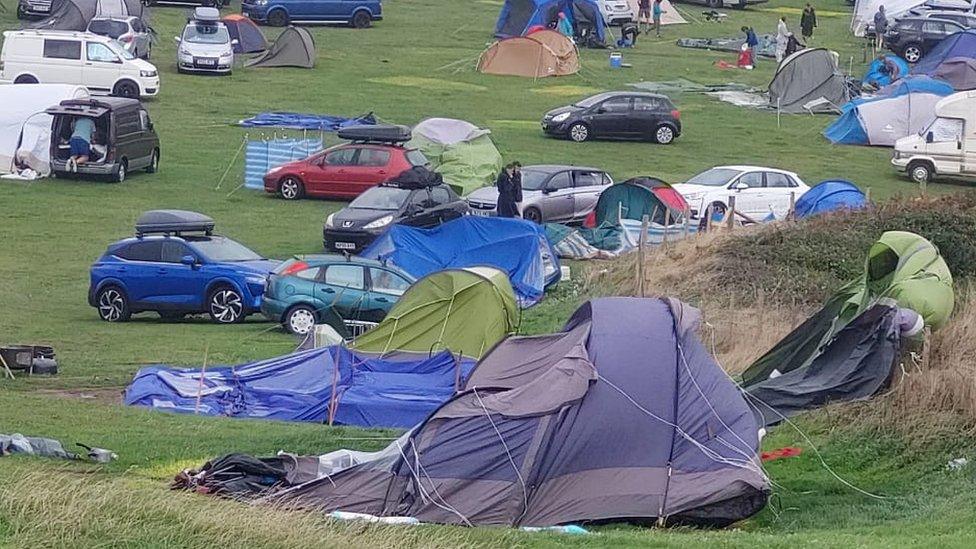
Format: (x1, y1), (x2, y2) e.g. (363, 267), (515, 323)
(88, 211), (280, 324)
(241, 0), (382, 27)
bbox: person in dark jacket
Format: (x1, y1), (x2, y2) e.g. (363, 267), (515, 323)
(801, 4), (817, 40)
(496, 163), (521, 218)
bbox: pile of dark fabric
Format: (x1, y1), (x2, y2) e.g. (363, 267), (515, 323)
(386, 166), (443, 188)
(172, 453), (320, 499)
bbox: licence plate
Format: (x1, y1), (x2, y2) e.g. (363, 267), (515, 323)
(334, 242), (356, 250)
(471, 209), (492, 217)
(196, 58), (217, 66)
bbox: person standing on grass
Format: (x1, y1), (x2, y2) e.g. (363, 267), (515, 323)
(652, 0), (664, 38)
(742, 25), (759, 66)
(638, 0), (651, 33)
(873, 5), (888, 52)
(512, 161), (524, 217)
(496, 163), (519, 218)
(801, 3), (817, 41)
(776, 16), (791, 63)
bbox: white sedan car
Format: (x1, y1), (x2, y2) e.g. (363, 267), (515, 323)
(673, 166), (810, 222)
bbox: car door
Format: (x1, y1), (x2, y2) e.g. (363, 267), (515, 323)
(763, 172), (797, 218)
(363, 267), (412, 323)
(343, 147), (393, 195)
(316, 263), (368, 320)
(114, 240), (163, 306)
(540, 170), (575, 221)
(588, 96), (633, 138)
(631, 96), (666, 138)
(727, 171), (766, 219)
(400, 189), (440, 227)
(571, 170), (609, 219)
(156, 240), (210, 309)
(306, 146), (359, 197)
(114, 108), (145, 168)
(922, 20), (957, 50)
(83, 41), (122, 93)
(427, 185), (463, 223)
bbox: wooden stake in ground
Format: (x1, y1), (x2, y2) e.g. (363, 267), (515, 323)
(638, 214), (650, 297)
(727, 195), (737, 230)
(788, 191), (796, 221)
(194, 345), (210, 415)
(0, 353), (15, 380)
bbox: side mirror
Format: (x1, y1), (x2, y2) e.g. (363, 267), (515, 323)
(180, 255), (197, 267)
(174, 36), (181, 43)
(596, 107), (607, 114)
(147, 121), (154, 131)
(406, 204), (423, 216)
(733, 181), (749, 191)
(926, 132), (934, 144)
(231, 39), (239, 45)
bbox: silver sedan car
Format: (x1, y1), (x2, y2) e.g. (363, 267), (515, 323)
(466, 165), (613, 223)
(87, 16), (153, 60)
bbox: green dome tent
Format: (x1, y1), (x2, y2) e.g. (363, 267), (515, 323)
(352, 267), (518, 359)
(407, 118), (503, 196)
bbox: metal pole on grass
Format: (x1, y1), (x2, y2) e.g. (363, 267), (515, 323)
(727, 196), (736, 230)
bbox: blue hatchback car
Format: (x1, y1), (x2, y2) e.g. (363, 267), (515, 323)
(88, 211), (280, 324)
(241, 0), (382, 28)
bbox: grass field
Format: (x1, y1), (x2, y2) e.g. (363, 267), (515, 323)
(3, 0), (976, 546)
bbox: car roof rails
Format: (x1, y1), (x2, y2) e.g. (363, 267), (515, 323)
(336, 124), (412, 145)
(135, 210), (215, 237)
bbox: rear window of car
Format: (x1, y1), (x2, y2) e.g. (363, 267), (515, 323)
(43, 39), (81, 60)
(405, 150), (428, 167)
(88, 19), (129, 39)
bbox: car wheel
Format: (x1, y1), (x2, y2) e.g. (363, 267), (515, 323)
(902, 44), (923, 64)
(279, 177), (304, 200)
(112, 80), (140, 98)
(113, 159), (128, 183)
(284, 305), (317, 335)
(654, 124), (675, 144)
(208, 286), (245, 324)
(96, 286), (131, 322)
(351, 10), (371, 28)
(523, 207), (543, 224)
(908, 161), (933, 184)
(14, 75), (39, 84)
(267, 9), (289, 27)
(146, 149), (159, 173)
(568, 123), (590, 142)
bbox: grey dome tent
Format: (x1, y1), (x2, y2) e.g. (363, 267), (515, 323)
(246, 26), (314, 68)
(28, 0), (145, 31)
(768, 48), (850, 114)
(276, 297), (769, 527)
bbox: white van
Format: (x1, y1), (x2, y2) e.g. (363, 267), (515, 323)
(893, 90), (976, 184)
(0, 30), (160, 98)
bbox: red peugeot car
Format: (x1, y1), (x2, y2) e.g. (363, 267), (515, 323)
(263, 142), (429, 201)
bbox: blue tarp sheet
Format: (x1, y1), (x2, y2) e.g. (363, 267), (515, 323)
(244, 138), (322, 189)
(124, 347), (475, 428)
(360, 216), (560, 307)
(795, 179), (867, 218)
(913, 30), (976, 75)
(862, 55), (910, 89)
(238, 112), (377, 131)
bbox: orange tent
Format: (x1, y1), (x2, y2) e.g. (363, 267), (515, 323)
(477, 30), (579, 78)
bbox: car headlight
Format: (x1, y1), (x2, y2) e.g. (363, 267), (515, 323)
(246, 275), (266, 285)
(325, 213), (335, 228)
(364, 214), (394, 230)
(683, 192), (704, 202)
(140, 70), (156, 78)
(551, 112), (571, 123)
(179, 48), (191, 57)
(254, 0), (267, 5)
(220, 52), (233, 60)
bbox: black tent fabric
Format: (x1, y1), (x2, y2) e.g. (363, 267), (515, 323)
(387, 166), (443, 188)
(28, 0), (145, 31)
(246, 26), (315, 68)
(743, 304), (903, 428)
(222, 15), (268, 54)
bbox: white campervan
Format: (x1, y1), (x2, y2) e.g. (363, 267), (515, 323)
(893, 90), (976, 184)
(0, 30), (160, 98)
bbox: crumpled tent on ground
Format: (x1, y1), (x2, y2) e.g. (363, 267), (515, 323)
(28, 0), (144, 31)
(0, 84), (90, 177)
(794, 180), (868, 218)
(768, 48), (850, 114)
(478, 31), (579, 78)
(823, 76), (953, 146)
(222, 14), (268, 54)
(352, 267), (519, 360)
(360, 216), (560, 307)
(676, 35), (778, 59)
(238, 112), (376, 131)
(494, 0), (605, 45)
(276, 298), (769, 527)
(862, 55), (910, 89)
(407, 118), (503, 196)
(246, 26), (315, 68)
(741, 231), (953, 425)
(124, 346), (475, 429)
(931, 57), (976, 91)
(912, 30), (976, 77)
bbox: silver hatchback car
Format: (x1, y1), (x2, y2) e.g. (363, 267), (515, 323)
(466, 165), (613, 224)
(87, 16), (153, 60)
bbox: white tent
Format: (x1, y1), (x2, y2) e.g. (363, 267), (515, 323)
(625, 0), (687, 25)
(851, 0), (926, 37)
(0, 84), (89, 177)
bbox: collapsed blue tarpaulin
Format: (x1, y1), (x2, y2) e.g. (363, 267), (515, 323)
(360, 216), (561, 307)
(862, 55), (910, 89)
(123, 347), (475, 428)
(244, 137), (322, 189)
(238, 112), (377, 131)
(794, 179), (868, 218)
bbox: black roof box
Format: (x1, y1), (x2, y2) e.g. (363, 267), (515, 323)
(136, 210), (215, 236)
(384, 166), (443, 189)
(192, 7), (221, 22)
(337, 124), (411, 144)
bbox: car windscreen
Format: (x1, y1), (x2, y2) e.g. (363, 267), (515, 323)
(520, 169), (553, 191)
(89, 20), (128, 39)
(187, 236), (262, 262)
(108, 40), (135, 60)
(685, 168), (743, 187)
(349, 187), (411, 210)
(183, 24), (230, 44)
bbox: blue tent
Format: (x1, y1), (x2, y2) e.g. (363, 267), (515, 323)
(494, 0), (605, 43)
(124, 347), (475, 428)
(823, 76), (953, 146)
(794, 180), (867, 218)
(360, 216), (560, 307)
(862, 55), (910, 89)
(913, 30), (976, 76)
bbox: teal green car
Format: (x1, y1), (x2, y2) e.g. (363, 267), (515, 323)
(260, 255), (415, 335)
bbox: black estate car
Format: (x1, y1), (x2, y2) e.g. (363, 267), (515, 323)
(541, 91), (681, 144)
(323, 167), (468, 253)
(884, 16), (966, 62)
